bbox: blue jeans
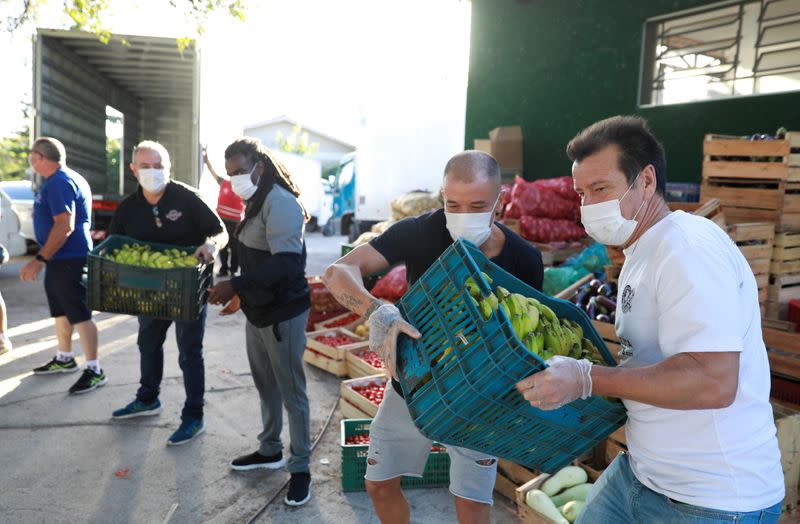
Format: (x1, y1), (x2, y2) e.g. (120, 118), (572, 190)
(136, 307), (207, 421)
(576, 453), (783, 524)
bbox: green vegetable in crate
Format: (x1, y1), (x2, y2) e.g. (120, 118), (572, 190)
(106, 243), (199, 268)
(541, 465), (588, 496)
(561, 500), (586, 523)
(526, 490), (569, 524)
(550, 482), (593, 507)
(464, 277), (599, 361)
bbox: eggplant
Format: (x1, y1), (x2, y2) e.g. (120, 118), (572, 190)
(596, 295), (617, 312)
(588, 279), (602, 292)
(595, 314), (611, 323)
(586, 298), (597, 320)
(598, 282), (617, 298)
(574, 289), (592, 308)
(609, 311), (616, 323)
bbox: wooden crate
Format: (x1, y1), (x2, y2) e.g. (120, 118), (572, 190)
(765, 327), (800, 381)
(494, 459), (539, 502)
(727, 222), (775, 307)
(591, 320), (620, 364)
(773, 232), (800, 275)
(668, 198), (727, 229)
(339, 397), (374, 420)
(703, 133), (800, 181)
(766, 273), (800, 321)
(345, 346), (385, 378)
(306, 327), (365, 360)
(314, 311), (363, 332)
(340, 374), (388, 418)
(515, 463), (594, 524)
(303, 347), (349, 377)
(701, 134), (800, 230)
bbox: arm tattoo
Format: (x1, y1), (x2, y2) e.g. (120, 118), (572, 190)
(364, 299), (382, 318)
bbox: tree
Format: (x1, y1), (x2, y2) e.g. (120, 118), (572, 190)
(276, 126), (320, 156)
(3, 0), (246, 46)
(0, 102), (31, 182)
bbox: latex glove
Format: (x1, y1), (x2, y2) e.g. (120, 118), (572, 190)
(194, 242), (218, 264)
(368, 303), (421, 381)
(516, 355), (593, 410)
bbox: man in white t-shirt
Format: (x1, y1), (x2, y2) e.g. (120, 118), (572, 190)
(516, 116), (784, 523)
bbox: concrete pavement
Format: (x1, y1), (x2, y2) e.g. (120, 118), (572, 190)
(0, 232), (519, 523)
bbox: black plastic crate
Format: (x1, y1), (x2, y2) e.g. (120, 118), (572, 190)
(87, 235), (212, 322)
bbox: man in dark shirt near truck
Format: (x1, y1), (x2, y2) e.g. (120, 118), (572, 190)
(107, 140), (227, 446)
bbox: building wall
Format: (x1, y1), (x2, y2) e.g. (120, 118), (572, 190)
(465, 0), (800, 183)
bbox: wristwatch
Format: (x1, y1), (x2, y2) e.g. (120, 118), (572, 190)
(35, 254), (49, 264)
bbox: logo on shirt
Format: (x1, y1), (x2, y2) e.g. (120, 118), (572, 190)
(165, 209), (183, 222)
(621, 285), (634, 313)
(619, 336), (634, 358)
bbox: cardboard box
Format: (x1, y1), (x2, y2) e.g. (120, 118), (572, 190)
(474, 126), (524, 171)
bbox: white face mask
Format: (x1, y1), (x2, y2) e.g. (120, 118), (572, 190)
(445, 194), (499, 247)
(580, 174), (647, 246)
(231, 165), (257, 200)
(138, 168), (168, 193)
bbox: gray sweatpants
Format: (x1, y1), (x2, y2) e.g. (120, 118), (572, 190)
(245, 310), (311, 473)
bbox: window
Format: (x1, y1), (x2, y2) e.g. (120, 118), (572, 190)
(640, 0), (800, 106)
(337, 161), (355, 188)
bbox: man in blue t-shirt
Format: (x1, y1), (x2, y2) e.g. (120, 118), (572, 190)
(20, 137), (105, 395)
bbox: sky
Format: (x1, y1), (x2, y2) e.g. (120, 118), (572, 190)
(0, 0), (472, 158)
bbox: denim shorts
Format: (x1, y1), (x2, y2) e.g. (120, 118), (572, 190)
(364, 385), (498, 505)
(576, 452), (783, 524)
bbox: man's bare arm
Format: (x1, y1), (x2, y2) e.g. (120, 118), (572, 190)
(323, 243), (392, 317)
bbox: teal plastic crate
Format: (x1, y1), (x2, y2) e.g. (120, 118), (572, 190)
(87, 235), (212, 322)
(395, 239), (627, 473)
(341, 418), (450, 492)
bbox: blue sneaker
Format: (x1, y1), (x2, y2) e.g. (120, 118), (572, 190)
(167, 418), (205, 446)
(112, 399), (162, 419)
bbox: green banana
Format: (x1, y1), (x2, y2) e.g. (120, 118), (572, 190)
(465, 277), (481, 298)
(495, 286), (511, 301)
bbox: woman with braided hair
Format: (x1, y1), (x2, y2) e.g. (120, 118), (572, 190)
(208, 136), (313, 506)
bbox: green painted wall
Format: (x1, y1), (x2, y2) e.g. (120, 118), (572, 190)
(465, 0), (800, 183)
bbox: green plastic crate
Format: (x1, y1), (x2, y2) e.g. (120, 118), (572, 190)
(341, 418), (450, 492)
(87, 234), (213, 322)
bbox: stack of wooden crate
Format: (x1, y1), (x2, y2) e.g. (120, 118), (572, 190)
(769, 231), (800, 321)
(727, 222), (775, 317)
(701, 133), (800, 320)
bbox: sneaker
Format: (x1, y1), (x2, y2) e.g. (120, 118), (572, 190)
(33, 356), (79, 375)
(284, 472), (311, 506)
(231, 451), (287, 471)
(69, 368), (108, 395)
(112, 399), (162, 419)
(167, 418), (205, 446)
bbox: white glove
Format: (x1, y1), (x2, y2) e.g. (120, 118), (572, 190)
(516, 356), (593, 410)
(368, 304), (420, 380)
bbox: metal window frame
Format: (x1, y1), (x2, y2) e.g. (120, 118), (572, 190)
(638, 0), (800, 107)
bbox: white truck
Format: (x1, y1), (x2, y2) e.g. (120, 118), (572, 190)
(32, 28), (202, 239)
(326, 104), (464, 241)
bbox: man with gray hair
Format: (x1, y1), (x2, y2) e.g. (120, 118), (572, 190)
(22, 137), (104, 394)
(108, 140), (227, 446)
(323, 150), (544, 523)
